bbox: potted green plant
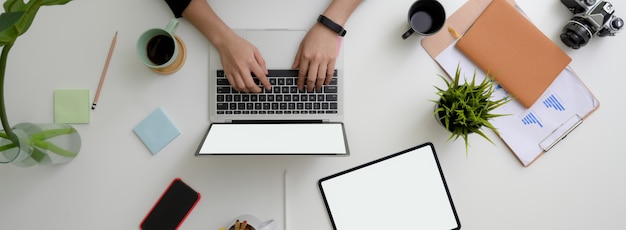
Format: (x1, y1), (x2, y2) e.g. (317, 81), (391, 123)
(433, 65), (510, 154)
(1, 0), (80, 167)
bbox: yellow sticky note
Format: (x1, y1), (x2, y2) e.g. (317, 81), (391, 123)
(54, 89), (90, 124)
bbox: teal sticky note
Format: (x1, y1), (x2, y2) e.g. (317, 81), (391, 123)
(133, 108), (180, 154)
(54, 89), (90, 124)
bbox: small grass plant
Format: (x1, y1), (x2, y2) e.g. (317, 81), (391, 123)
(433, 65), (510, 154)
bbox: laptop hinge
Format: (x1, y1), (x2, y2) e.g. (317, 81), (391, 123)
(231, 120), (324, 124)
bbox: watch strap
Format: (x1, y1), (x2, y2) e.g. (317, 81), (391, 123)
(317, 15), (347, 37)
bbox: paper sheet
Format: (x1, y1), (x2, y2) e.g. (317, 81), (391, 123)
(435, 41), (598, 166)
(54, 89), (90, 124)
(133, 107), (181, 154)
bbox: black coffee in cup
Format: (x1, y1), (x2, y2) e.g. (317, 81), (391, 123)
(401, 0), (446, 40)
(410, 11), (434, 34)
(146, 34), (175, 65)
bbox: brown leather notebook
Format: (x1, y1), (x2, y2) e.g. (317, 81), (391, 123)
(455, 0), (571, 108)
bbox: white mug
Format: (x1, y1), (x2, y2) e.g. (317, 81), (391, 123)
(228, 215), (276, 230)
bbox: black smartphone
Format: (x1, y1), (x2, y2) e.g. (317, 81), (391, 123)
(140, 178), (201, 230)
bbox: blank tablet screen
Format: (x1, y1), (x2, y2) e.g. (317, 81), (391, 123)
(318, 143), (460, 230)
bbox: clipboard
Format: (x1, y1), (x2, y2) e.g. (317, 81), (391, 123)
(421, 0), (600, 167)
(318, 143), (461, 230)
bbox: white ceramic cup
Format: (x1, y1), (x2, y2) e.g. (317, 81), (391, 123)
(228, 215), (276, 230)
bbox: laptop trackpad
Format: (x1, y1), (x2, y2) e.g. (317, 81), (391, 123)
(246, 30), (306, 68)
(197, 123), (348, 155)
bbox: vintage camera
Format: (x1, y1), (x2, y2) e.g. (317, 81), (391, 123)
(560, 0), (623, 49)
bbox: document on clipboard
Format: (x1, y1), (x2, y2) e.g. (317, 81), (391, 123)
(421, 0), (600, 166)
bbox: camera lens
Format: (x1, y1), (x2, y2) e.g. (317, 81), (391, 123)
(583, 0), (596, 7)
(612, 17), (624, 30)
(560, 17), (593, 49)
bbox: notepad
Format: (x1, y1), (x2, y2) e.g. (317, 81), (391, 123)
(54, 89), (90, 124)
(134, 108), (180, 154)
(455, 0), (571, 108)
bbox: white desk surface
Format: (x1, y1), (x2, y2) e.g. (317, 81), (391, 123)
(1, 0), (624, 229)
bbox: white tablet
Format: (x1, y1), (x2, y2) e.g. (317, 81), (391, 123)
(318, 142), (461, 230)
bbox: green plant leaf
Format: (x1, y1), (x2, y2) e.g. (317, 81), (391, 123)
(0, 142), (16, 151)
(0, 130), (9, 139)
(0, 0), (72, 46)
(3, 0), (72, 12)
(0, 11), (24, 44)
(33, 138), (77, 157)
(30, 128), (76, 141)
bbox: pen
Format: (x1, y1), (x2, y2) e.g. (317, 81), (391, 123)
(92, 31), (117, 110)
(448, 26), (462, 39)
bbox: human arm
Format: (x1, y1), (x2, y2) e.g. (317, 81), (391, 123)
(164, 0), (270, 93)
(293, 0), (363, 91)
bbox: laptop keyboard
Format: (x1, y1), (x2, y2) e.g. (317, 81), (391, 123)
(215, 70), (339, 115)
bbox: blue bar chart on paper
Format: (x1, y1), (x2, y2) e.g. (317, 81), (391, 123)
(543, 94), (565, 111)
(522, 113), (543, 128)
(522, 94), (567, 128)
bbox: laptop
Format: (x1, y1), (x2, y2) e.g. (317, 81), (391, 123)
(319, 143), (461, 230)
(196, 29), (349, 155)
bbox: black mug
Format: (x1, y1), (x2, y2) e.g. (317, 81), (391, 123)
(401, 0), (446, 40)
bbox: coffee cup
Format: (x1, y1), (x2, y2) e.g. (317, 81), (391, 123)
(136, 18), (186, 74)
(401, 0), (446, 40)
(228, 215), (276, 230)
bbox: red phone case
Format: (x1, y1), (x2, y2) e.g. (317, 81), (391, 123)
(140, 178), (201, 230)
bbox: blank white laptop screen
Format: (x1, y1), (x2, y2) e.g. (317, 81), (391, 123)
(318, 143), (460, 230)
(196, 123), (348, 155)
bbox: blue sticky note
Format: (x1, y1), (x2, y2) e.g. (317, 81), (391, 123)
(133, 108), (180, 154)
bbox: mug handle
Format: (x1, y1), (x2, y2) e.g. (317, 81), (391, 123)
(165, 18), (179, 34)
(401, 28), (414, 40)
(257, 219), (276, 230)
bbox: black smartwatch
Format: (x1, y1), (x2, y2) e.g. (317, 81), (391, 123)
(317, 15), (347, 37)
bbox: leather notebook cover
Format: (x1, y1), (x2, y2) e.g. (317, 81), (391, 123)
(455, 0), (571, 108)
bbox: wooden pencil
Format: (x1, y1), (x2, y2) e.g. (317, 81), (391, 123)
(92, 31), (117, 110)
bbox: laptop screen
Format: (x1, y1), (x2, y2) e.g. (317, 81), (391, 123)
(318, 143), (460, 229)
(196, 123), (348, 155)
